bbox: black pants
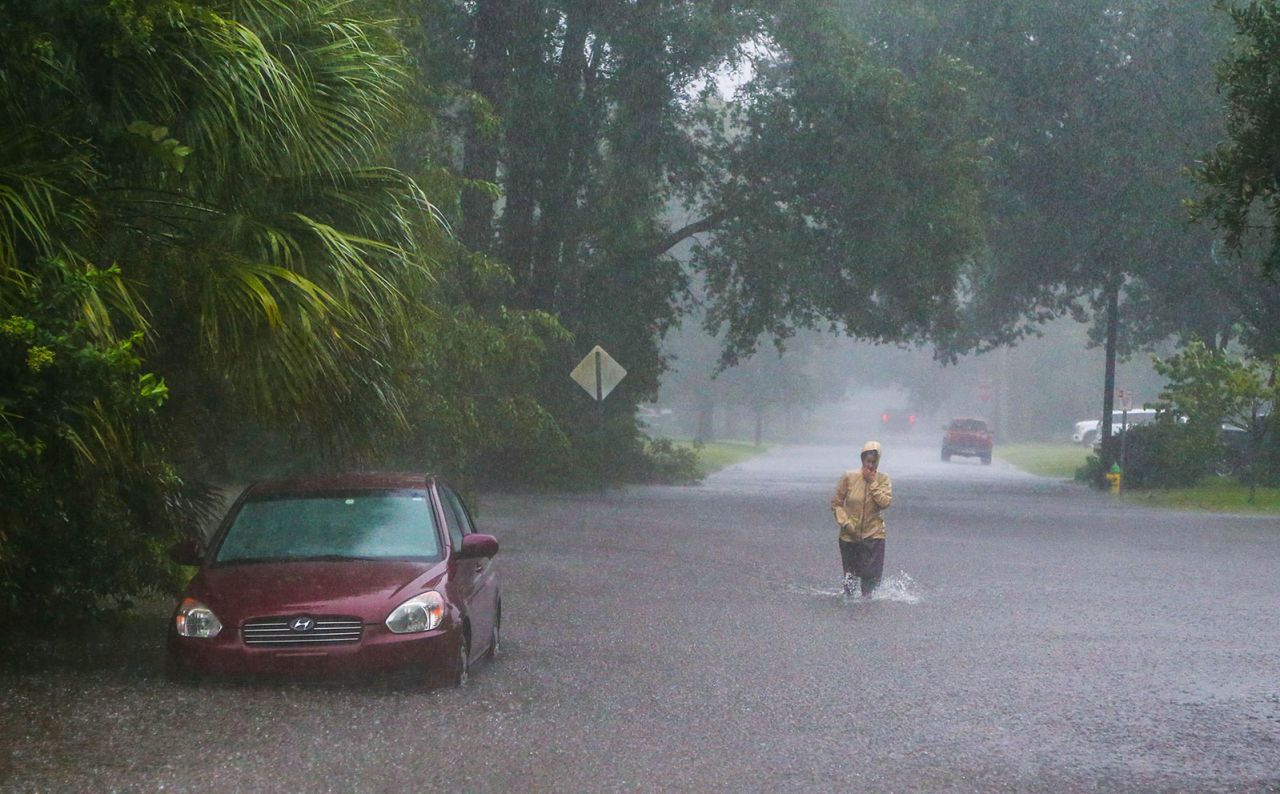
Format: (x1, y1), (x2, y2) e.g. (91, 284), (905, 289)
(839, 538), (885, 596)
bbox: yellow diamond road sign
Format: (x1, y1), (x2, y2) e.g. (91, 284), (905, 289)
(571, 345), (626, 401)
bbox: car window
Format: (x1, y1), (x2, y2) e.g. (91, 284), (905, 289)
(215, 490), (441, 563)
(442, 487), (477, 535)
(438, 488), (466, 552)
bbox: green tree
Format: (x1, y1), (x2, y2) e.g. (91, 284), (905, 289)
(1196, 0), (1280, 276)
(415, 0), (993, 482)
(1150, 339), (1277, 496)
(0, 0), (561, 619)
(1190, 0), (1280, 361)
(0, 259), (203, 617)
(693, 1), (988, 365)
(835, 2), (1239, 458)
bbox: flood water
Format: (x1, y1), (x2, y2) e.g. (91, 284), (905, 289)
(2, 439), (1278, 791)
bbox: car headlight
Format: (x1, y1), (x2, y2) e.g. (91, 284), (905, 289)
(385, 591), (444, 634)
(174, 598), (223, 638)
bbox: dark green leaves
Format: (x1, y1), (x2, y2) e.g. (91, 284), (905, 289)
(695, 3), (987, 364)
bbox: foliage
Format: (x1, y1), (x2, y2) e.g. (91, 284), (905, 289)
(0, 0), (562, 620)
(5, 0), (1270, 621)
(1196, 0), (1280, 275)
(694, 2), (988, 364)
(1248, 429), (1280, 486)
(1149, 339), (1278, 489)
(403, 0), (759, 479)
(1076, 421), (1216, 490)
(1150, 340), (1273, 429)
(636, 438), (704, 486)
(0, 259), (211, 621)
(411, 0), (999, 477)
(1188, 0), (1280, 359)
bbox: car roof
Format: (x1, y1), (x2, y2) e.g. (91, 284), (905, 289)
(245, 472), (439, 498)
(950, 416), (987, 422)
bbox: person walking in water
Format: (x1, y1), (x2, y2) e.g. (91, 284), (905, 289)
(831, 441), (893, 597)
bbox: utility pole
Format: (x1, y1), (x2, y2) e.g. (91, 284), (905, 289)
(1100, 276), (1120, 467)
(998, 345), (1011, 442)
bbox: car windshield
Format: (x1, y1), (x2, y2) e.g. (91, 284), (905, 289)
(215, 490), (441, 563)
(951, 419), (987, 431)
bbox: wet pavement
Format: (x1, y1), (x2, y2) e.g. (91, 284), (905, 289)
(3, 441), (1279, 792)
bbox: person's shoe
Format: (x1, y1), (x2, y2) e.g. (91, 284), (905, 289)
(842, 574), (855, 597)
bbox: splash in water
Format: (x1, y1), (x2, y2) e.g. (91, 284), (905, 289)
(786, 571), (922, 604)
(866, 571), (921, 603)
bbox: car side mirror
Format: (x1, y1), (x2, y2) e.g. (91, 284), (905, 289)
(457, 533), (499, 559)
(168, 538), (204, 567)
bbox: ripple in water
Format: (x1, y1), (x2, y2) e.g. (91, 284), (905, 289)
(787, 571), (922, 604)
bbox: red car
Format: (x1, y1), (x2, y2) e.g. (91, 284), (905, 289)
(880, 407), (918, 433)
(941, 417), (994, 464)
(166, 473), (500, 686)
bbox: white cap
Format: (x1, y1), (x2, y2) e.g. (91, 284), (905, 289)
(861, 440), (882, 457)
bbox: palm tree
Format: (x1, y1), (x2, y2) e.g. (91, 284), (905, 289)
(0, 0), (452, 617)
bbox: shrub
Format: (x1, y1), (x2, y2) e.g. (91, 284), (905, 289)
(1239, 427), (1280, 487)
(1076, 420), (1217, 490)
(0, 261), (212, 625)
(639, 438), (704, 485)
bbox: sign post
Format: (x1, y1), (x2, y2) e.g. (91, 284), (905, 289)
(570, 346), (626, 486)
(1114, 389), (1133, 494)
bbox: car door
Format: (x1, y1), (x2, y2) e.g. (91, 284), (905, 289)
(438, 485), (495, 658)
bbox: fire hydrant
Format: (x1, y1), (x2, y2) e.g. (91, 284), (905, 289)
(1105, 462), (1122, 494)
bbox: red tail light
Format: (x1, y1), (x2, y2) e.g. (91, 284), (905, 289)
(908, 415), (916, 424)
(881, 413), (889, 423)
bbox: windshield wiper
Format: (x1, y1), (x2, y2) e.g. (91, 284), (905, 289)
(215, 553), (385, 564)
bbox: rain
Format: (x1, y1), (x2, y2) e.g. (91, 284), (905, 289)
(2, 1), (1279, 791)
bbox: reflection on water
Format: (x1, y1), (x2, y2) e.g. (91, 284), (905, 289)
(787, 571), (922, 605)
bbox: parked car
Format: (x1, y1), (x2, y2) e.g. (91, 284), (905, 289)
(1073, 409), (1158, 447)
(1071, 419), (1099, 446)
(166, 473), (500, 686)
(1085, 409), (1167, 453)
(942, 417), (993, 464)
(880, 408), (919, 434)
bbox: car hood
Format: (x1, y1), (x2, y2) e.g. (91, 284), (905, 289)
(188, 559), (447, 624)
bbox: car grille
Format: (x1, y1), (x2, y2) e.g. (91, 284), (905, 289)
(242, 616), (364, 647)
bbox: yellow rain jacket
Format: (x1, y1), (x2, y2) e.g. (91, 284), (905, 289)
(830, 469), (893, 543)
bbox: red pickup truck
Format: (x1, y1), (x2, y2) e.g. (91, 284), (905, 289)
(942, 417), (993, 464)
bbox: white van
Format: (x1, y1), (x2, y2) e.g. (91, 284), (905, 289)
(1072, 409), (1157, 446)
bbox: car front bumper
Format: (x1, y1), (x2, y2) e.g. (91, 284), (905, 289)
(167, 622), (461, 681)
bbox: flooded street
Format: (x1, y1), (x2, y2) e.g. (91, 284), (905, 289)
(4, 441), (1280, 791)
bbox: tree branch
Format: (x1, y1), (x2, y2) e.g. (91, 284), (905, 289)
(647, 209), (730, 258)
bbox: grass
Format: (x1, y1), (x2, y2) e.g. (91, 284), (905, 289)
(1121, 478), (1280, 513)
(996, 442), (1092, 479)
(998, 442), (1280, 513)
(666, 439), (768, 477)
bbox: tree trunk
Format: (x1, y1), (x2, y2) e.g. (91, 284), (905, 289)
(528, 3), (594, 309)
(997, 344), (1010, 442)
(696, 391), (715, 443)
(1249, 363), (1275, 504)
(499, 0), (546, 293)
(459, 0), (514, 252)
